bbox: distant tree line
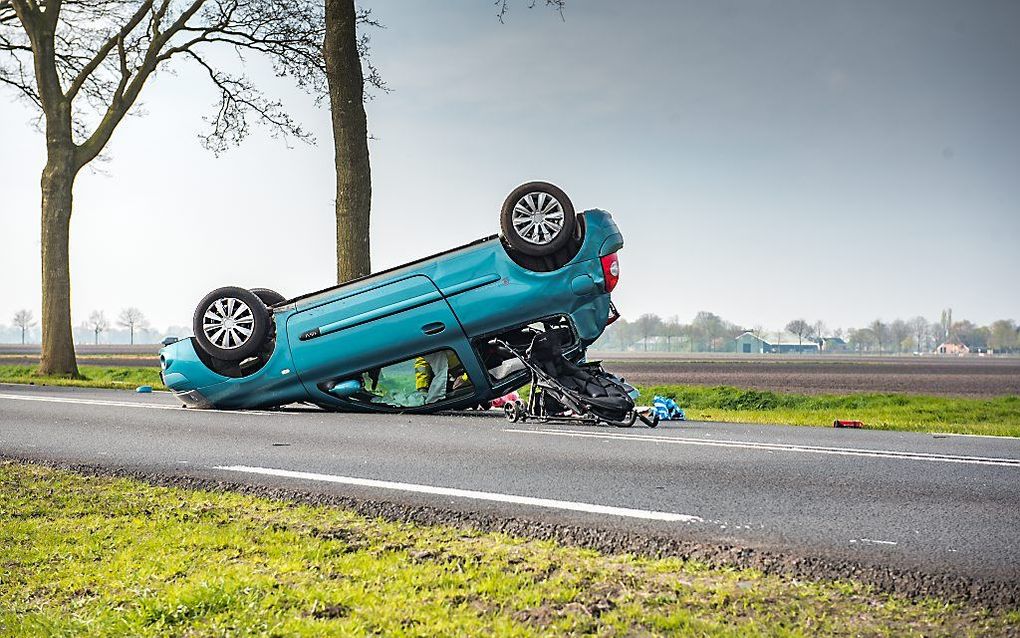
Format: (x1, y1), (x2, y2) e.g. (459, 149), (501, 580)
(7, 308), (155, 345)
(593, 308), (1020, 354)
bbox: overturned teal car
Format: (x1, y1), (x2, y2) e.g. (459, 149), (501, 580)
(159, 182), (624, 412)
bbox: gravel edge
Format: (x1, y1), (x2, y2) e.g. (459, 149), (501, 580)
(3, 454), (1017, 611)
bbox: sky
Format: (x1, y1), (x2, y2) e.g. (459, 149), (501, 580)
(1, 0), (1018, 341)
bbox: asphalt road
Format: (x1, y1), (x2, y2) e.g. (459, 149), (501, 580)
(2, 383), (1018, 599)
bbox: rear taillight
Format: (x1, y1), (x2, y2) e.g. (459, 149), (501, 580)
(600, 253), (620, 292)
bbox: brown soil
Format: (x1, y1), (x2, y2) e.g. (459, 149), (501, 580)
(599, 357), (1020, 397)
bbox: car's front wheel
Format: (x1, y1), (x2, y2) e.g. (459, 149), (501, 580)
(500, 181), (577, 257)
(192, 287), (271, 361)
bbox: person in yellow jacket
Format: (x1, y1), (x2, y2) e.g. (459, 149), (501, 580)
(415, 350), (470, 403)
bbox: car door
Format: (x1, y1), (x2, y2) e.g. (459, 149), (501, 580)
(286, 274), (486, 404)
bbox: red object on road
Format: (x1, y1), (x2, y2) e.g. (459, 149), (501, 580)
(491, 392), (520, 409)
(833, 419), (865, 428)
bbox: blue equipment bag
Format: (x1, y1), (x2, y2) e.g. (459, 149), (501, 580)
(652, 395), (686, 421)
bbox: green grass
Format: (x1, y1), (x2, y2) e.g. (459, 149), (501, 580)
(1, 462), (1015, 637)
(639, 385), (1020, 437)
(0, 365), (164, 390)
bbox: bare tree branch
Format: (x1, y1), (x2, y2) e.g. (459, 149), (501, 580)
(185, 48), (310, 155)
(4, 0), (390, 160)
(64, 0), (152, 100)
(495, 0), (565, 24)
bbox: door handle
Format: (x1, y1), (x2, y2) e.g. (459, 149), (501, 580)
(422, 321), (446, 335)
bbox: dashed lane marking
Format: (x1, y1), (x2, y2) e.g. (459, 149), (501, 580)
(214, 465), (704, 523)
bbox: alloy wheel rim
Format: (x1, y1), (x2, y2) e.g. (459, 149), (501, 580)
(511, 191), (565, 245)
(202, 297), (254, 349)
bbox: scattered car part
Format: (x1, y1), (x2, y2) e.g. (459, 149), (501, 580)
(834, 419), (865, 428)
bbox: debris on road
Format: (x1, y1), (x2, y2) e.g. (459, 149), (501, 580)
(490, 392), (520, 409)
(652, 395), (686, 421)
(135, 385), (152, 393)
(834, 419), (865, 429)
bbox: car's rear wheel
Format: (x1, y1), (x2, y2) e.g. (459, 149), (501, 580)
(250, 288), (286, 307)
(192, 287), (271, 361)
(500, 181), (577, 257)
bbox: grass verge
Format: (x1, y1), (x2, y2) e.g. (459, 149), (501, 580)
(2, 461), (1016, 637)
(0, 365), (164, 390)
(639, 385), (1020, 437)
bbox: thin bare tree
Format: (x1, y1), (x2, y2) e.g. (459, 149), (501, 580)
(869, 319), (889, 354)
(88, 310), (109, 345)
(634, 313), (662, 352)
(785, 319), (811, 348)
(1, 0), (330, 376)
(890, 319), (910, 354)
(908, 316), (929, 354)
(751, 324), (766, 340)
(12, 309), (36, 344)
(117, 307), (147, 345)
(662, 315), (682, 352)
(812, 320), (827, 344)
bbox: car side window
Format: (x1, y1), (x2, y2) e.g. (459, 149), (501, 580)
(344, 348), (475, 409)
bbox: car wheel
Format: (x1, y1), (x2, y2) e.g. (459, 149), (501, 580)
(504, 403), (519, 422)
(250, 288), (286, 307)
(192, 287), (271, 362)
(500, 181), (577, 257)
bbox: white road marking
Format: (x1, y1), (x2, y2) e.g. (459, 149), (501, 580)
(858, 538), (898, 545)
(214, 465), (703, 523)
(505, 428), (1020, 468)
(0, 392), (290, 416)
(940, 433), (1020, 440)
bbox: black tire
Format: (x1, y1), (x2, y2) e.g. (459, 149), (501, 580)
(250, 288), (286, 307)
(500, 181), (577, 257)
(504, 403), (519, 423)
(192, 287), (271, 362)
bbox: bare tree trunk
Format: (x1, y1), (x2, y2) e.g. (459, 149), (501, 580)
(26, 7), (81, 377)
(38, 143), (80, 377)
(324, 0), (372, 284)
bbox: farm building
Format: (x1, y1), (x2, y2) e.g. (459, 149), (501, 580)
(734, 331), (820, 354)
(820, 336), (848, 352)
(935, 338), (970, 355)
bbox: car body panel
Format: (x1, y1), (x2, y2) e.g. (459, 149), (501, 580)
(286, 275), (484, 408)
(159, 208), (623, 411)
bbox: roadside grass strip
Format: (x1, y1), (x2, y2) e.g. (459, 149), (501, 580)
(0, 365), (164, 391)
(2, 462), (1018, 637)
(639, 385), (1020, 437)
